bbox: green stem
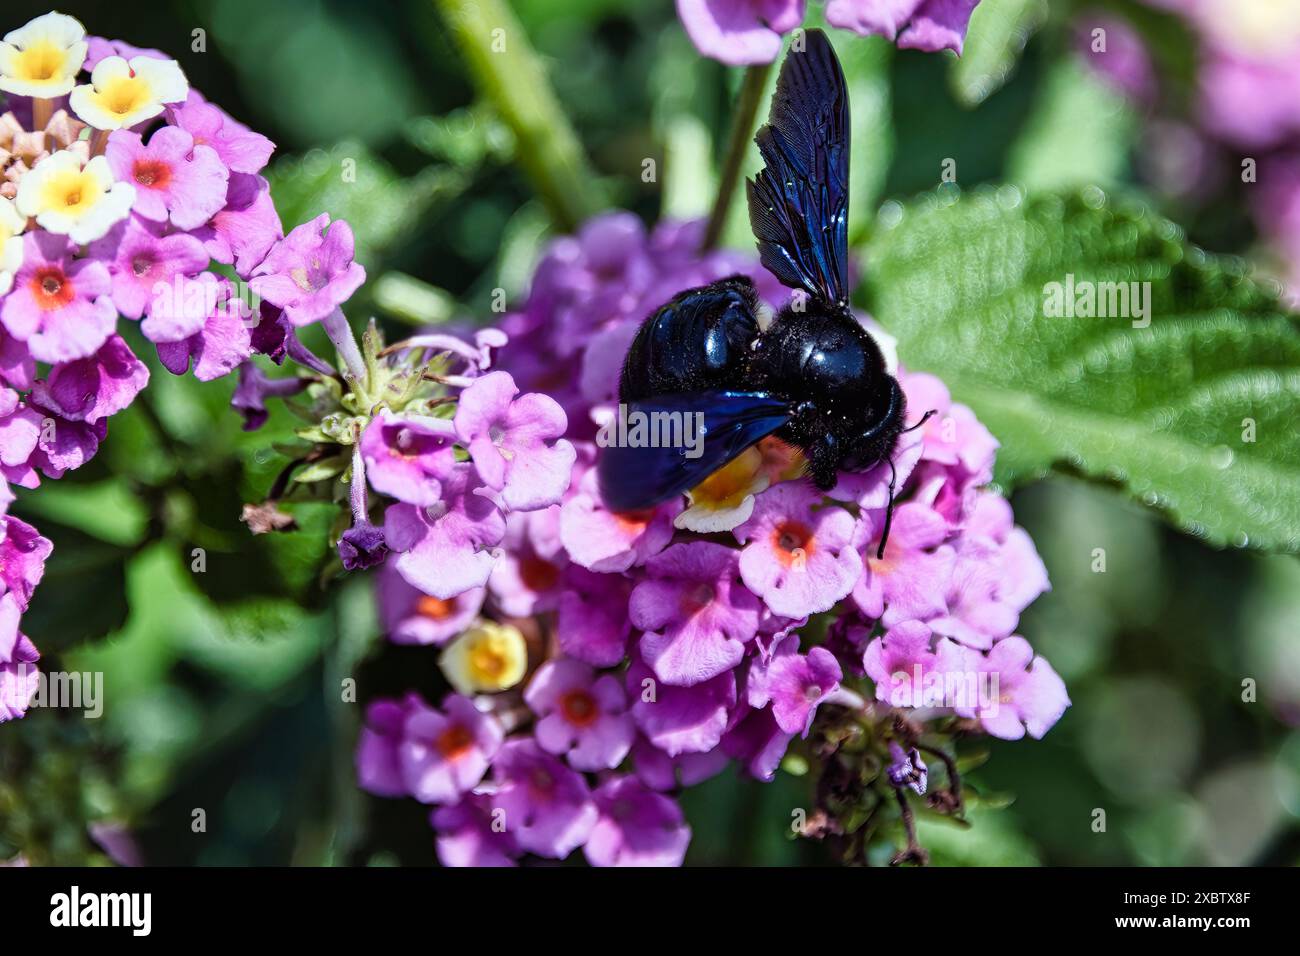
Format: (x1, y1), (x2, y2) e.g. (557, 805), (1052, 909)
(434, 0), (601, 232)
(702, 63), (772, 251)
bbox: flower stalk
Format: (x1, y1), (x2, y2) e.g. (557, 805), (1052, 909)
(702, 62), (772, 250)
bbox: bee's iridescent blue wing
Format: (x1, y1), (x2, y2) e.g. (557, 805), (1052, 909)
(746, 28), (850, 307)
(596, 391), (793, 513)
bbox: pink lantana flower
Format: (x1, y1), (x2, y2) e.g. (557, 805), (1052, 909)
(1, 232), (116, 363)
(937, 635), (1070, 740)
(0, 515), (51, 610)
(525, 659), (636, 771)
(851, 501), (955, 626)
(928, 493), (1049, 650)
(248, 213), (365, 326)
(105, 127), (229, 231)
(626, 651), (737, 757)
(630, 541), (762, 687)
(734, 481), (863, 619)
(826, 0), (983, 54)
(454, 371), (576, 512)
(488, 508), (567, 618)
(862, 618), (944, 709)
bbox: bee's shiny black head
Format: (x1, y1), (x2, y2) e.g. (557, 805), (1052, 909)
(748, 302), (905, 489)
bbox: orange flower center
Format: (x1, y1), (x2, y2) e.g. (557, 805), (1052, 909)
(416, 595), (455, 620)
(612, 508), (654, 535)
(772, 521), (814, 567)
(133, 159), (170, 189)
(519, 555), (559, 592)
(679, 582), (715, 615)
(559, 689), (598, 727)
(32, 268), (74, 311)
(435, 724), (475, 761)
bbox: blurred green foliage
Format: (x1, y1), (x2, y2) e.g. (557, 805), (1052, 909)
(1, 0), (1297, 867)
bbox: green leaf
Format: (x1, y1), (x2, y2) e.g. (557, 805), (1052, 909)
(267, 142), (467, 268)
(19, 521), (131, 651)
(1006, 59), (1135, 192)
(867, 187), (1300, 554)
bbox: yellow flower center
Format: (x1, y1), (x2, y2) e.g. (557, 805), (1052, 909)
(39, 168), (103, 215)
(689, 447), (763, 510)
(469, 636), (511, 682)
(94, 74), (153, 118)
(14, 40), (68, 82)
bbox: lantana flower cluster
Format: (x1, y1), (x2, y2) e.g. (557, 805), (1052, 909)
(0, 11), (347, 720)
(351, 213), (1069, 867)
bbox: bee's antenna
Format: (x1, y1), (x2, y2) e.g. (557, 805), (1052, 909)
(900, 408), (938, 435)
(877, 457), (898, 561)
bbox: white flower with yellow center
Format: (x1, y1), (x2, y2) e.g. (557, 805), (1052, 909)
(439, 621), (528, 695)
(0, 197), (25, 297)
(1202, 0), (1300, 60)
(15, 149), (135, 244)
(675, 446), (771, 533)
(70, 55), (189, 131)
(0, 12), (87, 99)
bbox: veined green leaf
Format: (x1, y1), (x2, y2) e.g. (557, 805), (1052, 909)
(867, 187), (1300, 554)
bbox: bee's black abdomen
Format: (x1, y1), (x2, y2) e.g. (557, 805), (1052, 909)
(619, 275), (760, 403)
(747, 302), (904, 488)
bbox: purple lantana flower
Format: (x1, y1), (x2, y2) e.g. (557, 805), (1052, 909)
(432, 795), (519, 867)
(105, 127), (229, 231)
(196, 174), (283, 278)
(170, 97), (275, 175)
(248, 213), (366, 327)
(360, 411), (457, 508)
(525, 659), (635, 771)
(486, 739), (598, 859)
(584, 776), (691, 867)
(555, 565), (633, 667)
(89, 215), (209, 323)
(355, 695), (422, 797)
(561, 471), (680, 573)
(630, 541), (762, 687)
(488, 509), (567, 618)
(377, 563), (484, 646)
(384, 464), (506, 600)
(0, 515), (51, 610)
(154, 281), (254, 382)
(675, 0), (807, 66)
(627, 651), (737, 757)
(751, 643), (842, 737)
(826, 0), (983, 53)
(1, 232), (116, 363)
(0, 594), (39, 723)
(31, 335), (148, 425)
(862, 619), (944, 709)
(399, 693), (503, 804)
(454, 371), (576, 512)
(734, 481), (863, 619)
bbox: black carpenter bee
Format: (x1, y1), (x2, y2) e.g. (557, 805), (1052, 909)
(597, 29), (930, 557)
